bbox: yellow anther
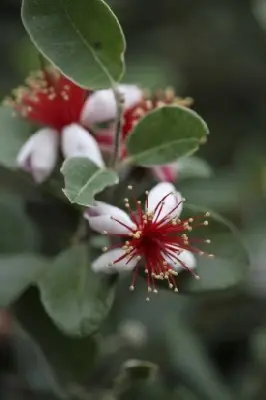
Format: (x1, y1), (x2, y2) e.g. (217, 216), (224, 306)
(148, 286), (152, 293)
(205, 239), (211, 244)
(128, 185), (133, 190)
(203, 221), (209, 226)
(205, 212), (210, 217)
(169, 283), (174, 289)
(102, 247), (108, 252)
(146, 297), (150, 302)
(145, 268), (149, 274)
(174, 288), (179, 293)
(153, 289), (158, 294)
(129, 285), (135, 291)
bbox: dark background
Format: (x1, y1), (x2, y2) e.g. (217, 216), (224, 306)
(1, 0), (266, 399)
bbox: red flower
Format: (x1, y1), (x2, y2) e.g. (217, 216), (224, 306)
(85, 182), (212, 300)
(4, 67), (88, 132)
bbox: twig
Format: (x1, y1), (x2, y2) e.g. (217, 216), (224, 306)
(110, 86), (124, 168)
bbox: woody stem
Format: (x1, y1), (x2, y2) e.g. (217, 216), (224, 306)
(110, 86), (124, 168)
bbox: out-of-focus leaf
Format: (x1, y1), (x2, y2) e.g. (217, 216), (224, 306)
(37, 244), (117, 336)
(12, 287), (99, 394)
(13, 322), (62, 397)
(126, 106), (208, 166)
(0, 254), (44, 307)
(61, 157), (119, 206)
(179, 171), (240, 212)
(0, 193), (40, 253)
(176, 156), (212, 180)
(177, 205), (249, 293)
(0, 107), (31, 168)
(22, 0), (125, 88)
(165, 318), (235, 400)
(114, 359), (174, 400)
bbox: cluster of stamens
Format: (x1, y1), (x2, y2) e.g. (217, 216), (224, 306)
(102, 185), (213, 301)
(3, 67), (88, 131)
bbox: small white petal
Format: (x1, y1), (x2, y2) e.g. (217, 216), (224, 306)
(84, 201), (136, 234)
(81, 84), (142, 126)
(147, 182), (183, 221)
(92, 249), (138, 273)
(61, 123), (104, 167)
(172, 250), (197, 272)
(17, 128), (59, 183)
(118, 84), (143, 109)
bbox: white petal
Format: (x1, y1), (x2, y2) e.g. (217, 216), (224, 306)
(61, 123), (104, 167)
(118, 84), (143, 109)
(85, 201), (136, 234)
(172, 250), (197, 272)
(17, 128), (59, 183)
(81, 85), (142, 126)
(147, 182), (183, 221)
(92, 249), (138, 273)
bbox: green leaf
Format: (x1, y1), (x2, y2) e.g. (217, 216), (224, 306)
(0, 254), (45, 307)
(165, 318), (235, 400)
(0, 192), (40, 253)
(178, 205), (249, 293)
(114, 360), (173, 400)
(0, 107), (31, 168)
(126, 106), (209, 166)
(61, 157), (119, 206)
(12, 287), (99, 395)
(37, 245), (117, 336)
(176, 156), (212, 181)
(21, 0), (125, 89)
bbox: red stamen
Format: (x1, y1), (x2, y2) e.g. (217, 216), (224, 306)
(101, 186), (213, 299)
(4, 67), (89, 132)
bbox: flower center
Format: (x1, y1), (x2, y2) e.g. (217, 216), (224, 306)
(104, 186), (213, 301)
(4, 67), (88, 132)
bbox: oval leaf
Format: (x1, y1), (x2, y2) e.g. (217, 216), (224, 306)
(178, 205), (249, 293)
(13, 287), (99, 394)
(0, 254), (45, 307)
(37, 245), (117, 336)
(0, 107), (31, 168)
(126, 106), (209, 166)
(21, 0), (125, 89)
(61, 157), (119, 206)
(0, 193), (40, 253)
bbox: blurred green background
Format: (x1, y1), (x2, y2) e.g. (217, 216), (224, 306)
(2, 0), (266, 399)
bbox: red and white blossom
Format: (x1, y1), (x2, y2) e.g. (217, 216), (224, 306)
(5, 67), (104, 183)
(83, 87), (193, 182)
(84, 182), (212, 299)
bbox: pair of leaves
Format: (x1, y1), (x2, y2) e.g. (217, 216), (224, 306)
(61, 105), (209, 208)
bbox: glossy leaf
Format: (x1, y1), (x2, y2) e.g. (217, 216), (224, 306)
(61, 157), (119, 206)
(126, 106), (209, 166)
(22, 0), (125, 89)
(37, 245), (117, 336)
(0, 107), (31, 168)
